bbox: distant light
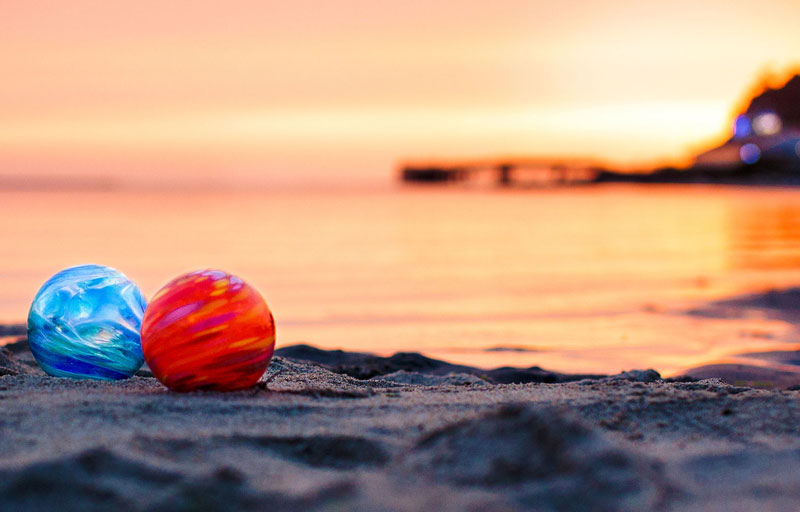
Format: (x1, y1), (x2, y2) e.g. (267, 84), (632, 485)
(740, 143), (761, 164)
(752, 112), (782, 136)
(733, 115), (751, 138)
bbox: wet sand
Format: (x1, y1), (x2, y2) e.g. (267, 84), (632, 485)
(684, 286), (800, 389)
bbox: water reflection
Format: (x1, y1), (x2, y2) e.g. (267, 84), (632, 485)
(723, 201), (800, 377)
(7, 186), (800, 381)
(728, 202), (800, 270)
(718, 202), (800, 379)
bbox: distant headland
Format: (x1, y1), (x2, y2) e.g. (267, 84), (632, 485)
(401, 72), (800, 187)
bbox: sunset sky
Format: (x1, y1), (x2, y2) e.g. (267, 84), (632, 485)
(2, 0), (799, 187)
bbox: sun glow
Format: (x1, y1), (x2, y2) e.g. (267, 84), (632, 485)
(1, 0), (800, 185)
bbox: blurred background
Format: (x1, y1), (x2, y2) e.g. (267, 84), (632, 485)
(3, 0), (800, 187)
(3, 0), (800, 377)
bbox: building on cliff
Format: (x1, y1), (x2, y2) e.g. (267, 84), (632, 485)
(694, 74), (800, 171)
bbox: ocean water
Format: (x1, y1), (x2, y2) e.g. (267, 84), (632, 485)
(4, 184), (800, 376)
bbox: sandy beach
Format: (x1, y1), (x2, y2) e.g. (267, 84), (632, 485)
(4, 2), (800, 510)
(2, 333), (800, 512)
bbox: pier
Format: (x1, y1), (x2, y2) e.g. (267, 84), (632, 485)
(400, 158), (601, 187)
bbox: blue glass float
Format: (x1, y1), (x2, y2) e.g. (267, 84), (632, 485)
(27, 264), (146, 380)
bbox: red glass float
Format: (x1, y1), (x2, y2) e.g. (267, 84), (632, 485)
(141, 270), (275, 392)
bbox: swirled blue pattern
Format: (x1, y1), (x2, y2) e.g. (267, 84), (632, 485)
(27, 264), (146, 380)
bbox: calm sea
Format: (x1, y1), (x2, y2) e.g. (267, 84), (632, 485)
(4, 184), (800, 376)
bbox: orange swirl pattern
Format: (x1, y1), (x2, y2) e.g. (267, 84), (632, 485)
(141, 270), (275, 392)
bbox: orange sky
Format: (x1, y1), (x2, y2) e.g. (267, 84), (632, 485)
(1, 0), (799, 187)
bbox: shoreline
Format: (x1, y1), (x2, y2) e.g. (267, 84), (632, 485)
(5, 318), (800, 390)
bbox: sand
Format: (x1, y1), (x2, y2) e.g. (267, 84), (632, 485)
(2, 337), (800, 512)
(3, 287), (800, 510)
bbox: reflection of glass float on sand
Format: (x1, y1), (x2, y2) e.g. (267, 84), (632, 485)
(27, 264), (147, 380)
(141, 270), (276, 392)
